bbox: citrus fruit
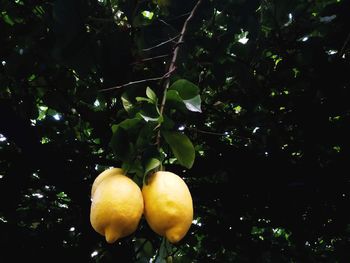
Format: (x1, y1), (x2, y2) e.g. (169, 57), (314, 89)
(90, 168), (144, 243)
(142, 171), (193, 243)
(91, 167), (124, 198)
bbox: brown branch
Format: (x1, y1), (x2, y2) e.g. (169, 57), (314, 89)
(159, 0), (202, 116)
(187, 126), (229, 136)
(99, 69), (175, 92)
(158, 19), (179, 33)
(99, 2), (201, 94)
(142, 35), (180, 52)
(156, 0), (202, 148)
(166, 12), (191, 21)
(339, 31), (350, 57)
(131, 54), (170, 65)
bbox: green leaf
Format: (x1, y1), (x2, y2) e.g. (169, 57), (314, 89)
(136, 96), (153, 103)
(119, 118), (142, 130)
(146, 87), (157, 102)
(138, 102), (162, 123)
(162, 115), (175, 130)
(110, 118), (141, 161)
(1, 12), (15, 26)
(136, 123), (157, 149)
(144, 158), (161, 176)
(156, 238), (168, 263)
(143, 240), (154, 257)
(126, 159), (143, 178)
(111, 124), (118, 133)
(28, 74), (36, 82)
(121, 162), (131, 173)
(162, 131), (195, 169)
(141, 10), (154, 20)
(143, 148), (162, 184)
(139, 114), (160, 122)
(121, 93), (133, 113)
(166, 90), (182, 103)
(169, 79), (199, 100)
(110, 127), (132, 161)
(166, 90), (187, 112)
(183, 95), (202, 113)
(166, 89), (202, 113)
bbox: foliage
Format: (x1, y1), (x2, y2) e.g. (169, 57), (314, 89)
(1, 0), (350, 262)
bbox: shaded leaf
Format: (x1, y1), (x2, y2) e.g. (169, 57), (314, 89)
(169, 79), (199, 99)
(110, 127), (131, 161)
(136, 122), (157, 149)
(166, 90), (189, 112)
(166, 89), (202, 113)
(162, 115), (175, 130)
(162, 131), (195, 169)
(166, 90), (183, 103)
(110, 118), (141, 161)
(121, 93), (133, 113)
(144, 158), (161, 176)
(112, 117), (141, 134)
(126, 159), (143, 178)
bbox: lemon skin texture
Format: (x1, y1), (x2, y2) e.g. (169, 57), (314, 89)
(91, 167), (124, 198)
(142, 171), (193, 243)
(90, 169), (144, 243)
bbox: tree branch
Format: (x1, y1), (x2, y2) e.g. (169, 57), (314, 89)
(158, 19), (179, 33)
(99, 69), (175, 92)
(156, 0), (202, 147)
(339, 31), (350, 58)
(131, 54), (170, 65)
(142, 34), (180, 52)
(159, 0), (202, 114)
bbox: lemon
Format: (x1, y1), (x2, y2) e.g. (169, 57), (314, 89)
(142, 171), (193, 243)
(90, 167), (124, 198)
(90, 168), (144, 243)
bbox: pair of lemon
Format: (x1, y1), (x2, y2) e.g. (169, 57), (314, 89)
(90, 168), (193, 244)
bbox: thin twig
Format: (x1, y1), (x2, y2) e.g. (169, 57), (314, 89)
(186, 126), (258, 144)
(156, 0), (202, 148)
(167, 12), (191, 21)
(158, 19), (179, 33)
(187, 126), (228, 136)
(99, 68), (175, 92)
(339, 31), (350, 57)
(159, 0), (202, 116)
(131, 54), (171, 65)
(97, 3), (200, 93)
(142, 35), (180, 52)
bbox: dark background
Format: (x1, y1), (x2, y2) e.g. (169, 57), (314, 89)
(1, 0), (350, 262)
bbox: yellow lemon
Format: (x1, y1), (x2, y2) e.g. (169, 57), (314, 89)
(142, 171), (193, 243)
(90, 168), (144, 243)
(90, 167), (124, 198)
